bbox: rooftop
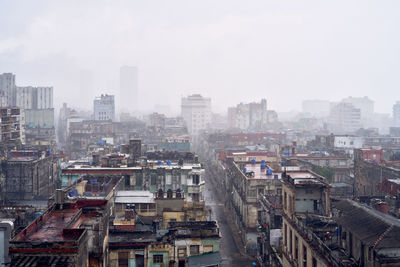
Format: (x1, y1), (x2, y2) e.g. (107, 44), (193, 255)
(108, 231), (158, 245)
(17, 208), (81, 242)
(115, 191), (155, 204)
(282, 171), (328, 186)
(63, 161), (202, 173)
(13, 200), (107, 243)
(335, 199), (400, 248)
(243, 164), (281, 180)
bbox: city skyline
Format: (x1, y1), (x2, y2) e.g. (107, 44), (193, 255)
(1, 1), (400, 114)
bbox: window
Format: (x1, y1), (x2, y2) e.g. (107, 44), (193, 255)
(139, 203), (147, 212)
(289, 229), (292, 254)
(116, 204), (122, 212)
(248, 189), (256, 197)
(153, 254), (163, 264)
(118, 252), (128, 267)
(178, 247), (187, 258)
(135, 174), (143, 186)
(294, 236), (298, 260)
(149, 203), (156, 212)
(190, 245), (200, 255)
(258, 188), (264, 196)
(192, 175), (200, 185)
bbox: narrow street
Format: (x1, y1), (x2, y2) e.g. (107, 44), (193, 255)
(203, 166), (255, 267)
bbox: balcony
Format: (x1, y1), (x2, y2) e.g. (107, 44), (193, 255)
(187, 181), (205, 194)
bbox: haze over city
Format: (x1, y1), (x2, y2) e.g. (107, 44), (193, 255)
(1, 0), (400, 114)
(3, 1), (400, 267)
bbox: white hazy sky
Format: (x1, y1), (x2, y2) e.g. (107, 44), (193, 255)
(0, 0), (399, 114)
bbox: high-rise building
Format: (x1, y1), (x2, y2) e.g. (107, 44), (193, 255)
(0, 73), (16, 107)
(94, 94), (115, 121)
(0, 107), (24, 144)
(227, 99), (267, 130)
(394, 101), (400, 127)
(16, 86), (54, 130)
(181, 94), (211, 135)
(16, 86), (53, 109)
(119, 66), (138, 110)
(328, 102), (361, 133)
(342, 96), (374, 127)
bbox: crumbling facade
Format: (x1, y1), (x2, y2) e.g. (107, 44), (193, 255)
(4, 150), (58, 200)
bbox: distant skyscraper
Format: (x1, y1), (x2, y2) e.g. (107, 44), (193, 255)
(329, 102), (361, 133)
(181, 94), (211, 135)
(394, 101), (400, 127)
(0, 73), (16, 107)
(94, 94), (115, 121)
(16, 86), (53, 109)
(342, 96), (374, 127)
(227, 99), (267, 130)
(119, 66), (138, 110)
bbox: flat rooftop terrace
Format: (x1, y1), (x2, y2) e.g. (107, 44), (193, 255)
(244, 164), (281, 180)
(14, 200), (107, 243)
(20, 209), (80, 242)
(283, 171), (327, 186)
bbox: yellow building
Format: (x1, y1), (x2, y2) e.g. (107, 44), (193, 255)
(281, 171), (331, 267)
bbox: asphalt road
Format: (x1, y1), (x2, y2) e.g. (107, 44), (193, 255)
(203, 168), (256, 267)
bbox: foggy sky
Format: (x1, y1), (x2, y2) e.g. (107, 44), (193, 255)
(1, 0), (399, 115)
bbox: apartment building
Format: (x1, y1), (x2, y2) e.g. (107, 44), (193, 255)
(181, 94), (211, 135)
(225, 158), (282, 255)
(281, 171), (331, 267)
(94, 94), (115, 121)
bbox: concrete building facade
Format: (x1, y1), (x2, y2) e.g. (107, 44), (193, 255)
(16, 86), (53, 110)
(342, 96), (374, 127)
(281, 171), (331, 267)
(0, 73), (16, 107)
(329, 102), (361, 134)
(181, 94), (211, 135)
(227, 99), (268, 130)
(4, 150), (58, 200)
(393, 101), (400, 127)
(94, 94), (115, 121)
(119, 66), (138, 110)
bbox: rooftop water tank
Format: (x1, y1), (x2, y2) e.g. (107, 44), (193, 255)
(251, 158), (256, 164)
(260, 163), (266, 170)
(166, 160), (172, 166)
(266, 168), (273, 175)
(157, 160), (162, 165)
(69, 189), (78, 197)
(243, 167), (247, 173)
(274, 174), (279, 179)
